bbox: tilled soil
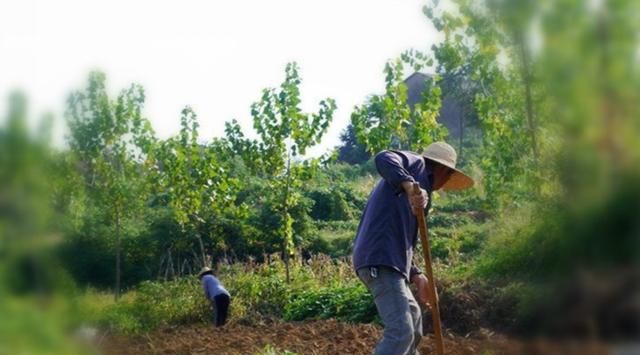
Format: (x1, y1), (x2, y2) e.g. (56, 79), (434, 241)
(101, 319), (610, 355)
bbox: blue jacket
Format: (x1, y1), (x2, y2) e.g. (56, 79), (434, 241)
(352, 150), (433, 281)
(201, 274), (230, 300)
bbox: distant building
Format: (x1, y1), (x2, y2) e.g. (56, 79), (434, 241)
(404, 72), (464, 140)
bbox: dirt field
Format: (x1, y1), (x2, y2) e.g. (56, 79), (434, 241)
(100, 319), (610, 355)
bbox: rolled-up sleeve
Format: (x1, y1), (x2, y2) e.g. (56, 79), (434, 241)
(374, 150), (416, 194)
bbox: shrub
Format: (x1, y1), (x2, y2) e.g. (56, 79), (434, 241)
(474, 171), (640, 281)
(284, 284), (377, 323)
(225, 262), (290, 317)
(94, 255), (364, 333)
(100, 277), (208, 333)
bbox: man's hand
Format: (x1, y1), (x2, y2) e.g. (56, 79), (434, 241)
(402, 181), (428, 215)
(411, 274), (431, 308)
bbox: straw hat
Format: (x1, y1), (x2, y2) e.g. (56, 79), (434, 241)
(198, 266), (212, 278)
(422, 141), (474, 190)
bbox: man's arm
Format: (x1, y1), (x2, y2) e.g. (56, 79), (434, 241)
(375, 151), (428, 214)
(411, 273), (434, 308)
(374, 150), (415, 194)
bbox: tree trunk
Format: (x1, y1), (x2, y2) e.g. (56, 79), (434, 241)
(114, 209), (122, 301)
(191, 249), (202, 270)
(196, 231), (207, 268)
(164, 248), (173, 281)
(283, 154), (292, 284)
(597, 8), (618, 163)
(157, 253), (166, 280)
(169, 248), (175, 279)
(459, 105), (464, 162)
(283, 241), (291, 284)
(517, 32), (539, 167)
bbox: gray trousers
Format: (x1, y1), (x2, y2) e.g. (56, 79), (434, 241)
(357, 266), (422, 355)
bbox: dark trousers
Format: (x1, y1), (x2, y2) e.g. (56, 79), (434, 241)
(213, 294), (230, 327)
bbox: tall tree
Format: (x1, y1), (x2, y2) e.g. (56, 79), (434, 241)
(336, 123), (370, 165)
(153, 107), (238, 272)
(424, 0), (640, 272)
(424, 0), (543, 206)
(351, 56), (446, 155)
(66, 72), (155, 299)
(231, 63), (336, 282)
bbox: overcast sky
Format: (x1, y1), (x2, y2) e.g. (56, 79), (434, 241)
(0, 0), (440, 156)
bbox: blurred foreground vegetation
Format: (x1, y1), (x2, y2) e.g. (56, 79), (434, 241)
(1, 0), (639, 353)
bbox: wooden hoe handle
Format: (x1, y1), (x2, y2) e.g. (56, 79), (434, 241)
(413, 182), (445, 355)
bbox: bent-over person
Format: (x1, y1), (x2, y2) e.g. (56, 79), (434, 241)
(198, 267), (231, 327)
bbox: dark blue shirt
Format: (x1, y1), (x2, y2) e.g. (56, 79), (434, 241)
(352, 150), (433, 281)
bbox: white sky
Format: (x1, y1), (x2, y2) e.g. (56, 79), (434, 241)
(0, 0), (440, 157)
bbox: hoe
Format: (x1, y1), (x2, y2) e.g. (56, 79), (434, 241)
(414, 182), (445, 355)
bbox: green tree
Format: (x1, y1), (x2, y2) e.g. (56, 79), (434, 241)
(423, 0), (543, 206)
(351, 56), (446, 155)
(426, 0), (640, 272)
(66, 71), (155, 299)
(153, 107), (239, 271)
(233, 63), (336, 281)
(335, 123), (370, 165)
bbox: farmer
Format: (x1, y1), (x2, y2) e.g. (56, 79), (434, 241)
(352, 142), (474, 354)
(198, 266), (231, 327)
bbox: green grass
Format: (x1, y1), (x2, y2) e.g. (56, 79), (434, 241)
(87, 256), (362, 334)
(91, 277), (209, 334)
(284, 283), (377, 323)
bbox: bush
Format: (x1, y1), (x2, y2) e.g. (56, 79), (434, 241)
(225, 262), (290, 317)
(435, 190), (484, 213)
(429, 213), (466, 228)
(474, 176), (640, 281)
(307, 221), (358, 257)
(284, 284), (377, 323)
(306, 188), (354, 221)
(0, 296), (93, 355)
(429, 223), (487, 266)
(93, 256), (364, 333)
(100, 277), (208, 333)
